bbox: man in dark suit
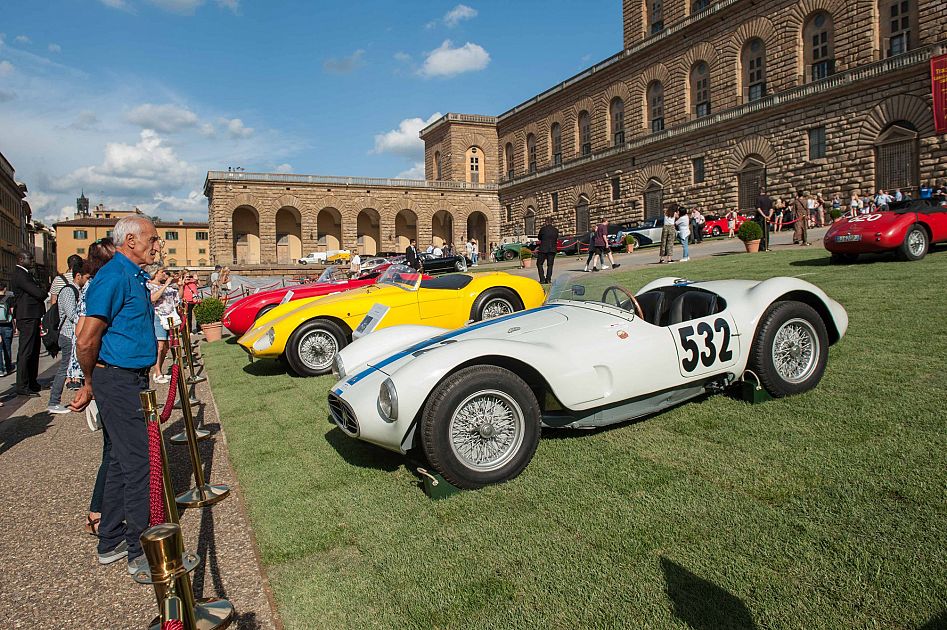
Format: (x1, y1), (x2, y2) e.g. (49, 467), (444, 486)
(405, 238), (421, 271)
(11, 251), (48, 396)
(536, 218), (559, 284)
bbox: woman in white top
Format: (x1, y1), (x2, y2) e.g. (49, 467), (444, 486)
(675, 209), (691, 262)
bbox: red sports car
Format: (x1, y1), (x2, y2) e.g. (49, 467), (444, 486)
(702, 213), (746, 237)
(823, 198), (947, 263)
(222, 265), (392, 336)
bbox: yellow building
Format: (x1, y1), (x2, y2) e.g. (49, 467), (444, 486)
(54, 213), (210, 271)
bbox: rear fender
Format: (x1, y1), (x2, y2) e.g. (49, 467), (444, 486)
(736, 277), (848, 344)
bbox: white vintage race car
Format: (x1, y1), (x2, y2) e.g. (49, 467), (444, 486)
(328, 273), (848, 489)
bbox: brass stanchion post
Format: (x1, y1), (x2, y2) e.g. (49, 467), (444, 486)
(169, 342), (229, 508)
(141, 390), (180, 525)
(136, 523), (234, 630)
(169, 320), (200, 408)
(182, 315), (206, 384)
(169, 326), (210, 445)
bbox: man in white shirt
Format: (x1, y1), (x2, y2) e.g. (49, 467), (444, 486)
(432, 245), (443, 257)
(349, 249), (361, 276)
(49, 254), (83, 305)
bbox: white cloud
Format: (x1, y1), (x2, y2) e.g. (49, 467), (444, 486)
(443, 4), (477, 27)
(393, 51), (411, 63)
(222, 117), (253, 138)
(14, 35), (31, 44)
(216, 0), (239, 13)
(323, 49), (365, 75)
(43, 205), (77, 225)
(418, 40), (489, 78)
(127, 103), (199, 133)
(274, 163), (293, 173)
(99, 0), (130, 9)
(372, 112), (441, 159)
(199, 122), (215, 137)
(396, 162), (425, 179)
(56, 129), (196, 195)
(147, 0), (204, 14)
(0, 61), (13, 77)
(69, 110), (101, 131)
(48, 43), (62, 53)
(149, 189), (207, 216)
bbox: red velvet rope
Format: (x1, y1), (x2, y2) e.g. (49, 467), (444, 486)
(160, 364), (180, 423)
(147, 419), (165, 526)
(161, 620), (184, 630)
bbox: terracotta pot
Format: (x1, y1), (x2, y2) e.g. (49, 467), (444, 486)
(200, 322), (223, 342)
(743, 239), (761, 253)
(521, 258), (533, 268)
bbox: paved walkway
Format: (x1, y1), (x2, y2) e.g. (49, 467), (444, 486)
(0, 337), (280, 629)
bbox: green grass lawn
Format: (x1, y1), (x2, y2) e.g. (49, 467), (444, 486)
(203, 247), (947, 629)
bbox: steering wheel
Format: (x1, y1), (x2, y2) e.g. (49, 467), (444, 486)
(602, 285), (644, 320)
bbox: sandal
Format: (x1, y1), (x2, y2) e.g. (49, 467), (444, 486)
(84, 514), (100, 537)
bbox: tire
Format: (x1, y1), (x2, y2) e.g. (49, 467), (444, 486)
(300, 260), (307, 265)
(748, 301), (829, 398)
(470, 288), (523, 321)
(898, 225), (928, 261)
(420, 365), (541, 489)
(284, 319), (347, 377)
(712, 226), (721, 237)
(503, 249), (517, 261)
(455, 258), (468, 272)
(255, 303), (277, 323)
(829, 253), (858, 264)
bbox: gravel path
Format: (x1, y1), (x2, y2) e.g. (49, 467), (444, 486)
(0, 338), (280, 629)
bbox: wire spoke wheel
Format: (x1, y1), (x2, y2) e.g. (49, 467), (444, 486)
(771, 318), (819, 384)
(907, 229), (926, 257)
(298, 330), (338, 371)
(481, 297), (514, 320)
(448, 390), (525, 472)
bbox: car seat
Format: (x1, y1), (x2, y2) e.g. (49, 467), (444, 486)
(667, 291), (718, 325)
(636, 291), (666, 326)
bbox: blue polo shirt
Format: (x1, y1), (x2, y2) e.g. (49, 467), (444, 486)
(84, 251), (157, 369)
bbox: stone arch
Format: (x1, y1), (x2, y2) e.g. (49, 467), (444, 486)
(724, 17), (776, 97)
(431, 209), (455, 248)
(728, 135), (778, 174)
(466, 211), (489, 251)
(523, 122), (541, 172)
(563, 182), (598, 211)
(231, 204), (260, 265)
(859, 94), (934, 145)
(394, 208), (418, 251)
(571, 96), (597, 155)
(545, 115), (565, 162)
(316, 207), (343, 252)
(678, 41), (719, 75)
(274, 205), (302, 264)
(357, 207), (381, 256)
(785, 0), (843, 82)
(602, 81), (632, 143)
(521, 195), (540, 232)
(635, 63), (672, 129)
(631, 163), (672, 193)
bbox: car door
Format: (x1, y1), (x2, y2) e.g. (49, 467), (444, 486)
(668, 309), (741, 379)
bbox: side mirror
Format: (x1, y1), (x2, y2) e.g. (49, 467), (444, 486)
(572, 285), (586, 297)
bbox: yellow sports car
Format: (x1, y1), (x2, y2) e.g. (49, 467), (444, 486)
(239, 264), (546, 376)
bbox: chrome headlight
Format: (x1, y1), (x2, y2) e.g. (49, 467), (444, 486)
(252, 327), (275, 352)
(378, 378), (398, 422)
(332, 353), (346, 379)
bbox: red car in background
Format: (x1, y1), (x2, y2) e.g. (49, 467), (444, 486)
(823, 198), (947, 262)
(702, 213), (747, 237)
(222, 265), (392, 336)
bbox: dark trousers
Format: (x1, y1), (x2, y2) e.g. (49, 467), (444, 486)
(186, 302), (195, 333)
(0, 324), (13, 372)
(90, 423), (112, 514)
(93, 366), (150, 559)
(15, 318), (41, 391)
(536, 252), (556, 283)
(757, 217), (770, 251)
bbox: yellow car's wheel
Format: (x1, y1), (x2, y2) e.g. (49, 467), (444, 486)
(470, 288), (523, 321)
(285, 319), (347, 377)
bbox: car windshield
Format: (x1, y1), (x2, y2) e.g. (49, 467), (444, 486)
(545, 272), (638, 316)
(317, 266), (350, 283)
(376, 264), (423, 291)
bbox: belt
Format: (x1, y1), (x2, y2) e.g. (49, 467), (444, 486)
(96, 362), (150, 376)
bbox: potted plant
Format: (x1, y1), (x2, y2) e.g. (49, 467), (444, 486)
(519, 247), (534, 268)
(736, 220), (763, 253)
(194, 297), (225, 342)
(624, 234), (636, 253)
(829, 208), (842, 223)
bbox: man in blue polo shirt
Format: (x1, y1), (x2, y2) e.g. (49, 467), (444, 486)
(71, 215), (161, 574)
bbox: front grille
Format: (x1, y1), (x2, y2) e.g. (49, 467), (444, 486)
(328, 393), (359, 436)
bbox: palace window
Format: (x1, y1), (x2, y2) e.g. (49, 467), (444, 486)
(805, 12), (835, 81)
(648, 81), (665, 133)
(550, 123), (562, 165)
(76, 247), (86, 254)
(611, 177), (621, 201)
(527, 133), (537, 174)
(881, 0), (916, 57)
(165, 231), (179, 241)
(610, 97), (625, 146)
(875, 122), (918, 194)
(808, 126), (827, 160)
(738, 156), (767, 212)
(575, 196), (590, 234)
(435, 151), (442, 180)
(691, 62), (711, 118)
(643, 179), (664, 219)
(649, 0), (664, 34)
(199, 248), (207, 254)
(467, 146), (481, 184)
(578, 110), (592, 156)
(73, 230), (88, 239)
(195, 231), (208, 240)
(167, 248), (177, 255)
(505, 143), (514, 180)
(692, 0), (710, 12)
(551, 191), (559, 214)
(693, 157), (705, 183)
(524, 207), (536, 235)
(743, 38), (767, 102)
(506, 204), (513, 222)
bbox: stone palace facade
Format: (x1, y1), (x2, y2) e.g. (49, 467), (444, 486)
(205, 0), (947, 264)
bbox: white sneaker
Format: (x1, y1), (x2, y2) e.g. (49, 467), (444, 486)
(681, 257), (690, 262)
(47, 404), (71, 414)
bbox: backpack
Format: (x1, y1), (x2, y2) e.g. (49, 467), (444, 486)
(0, 295), (13, 324)
(40, 275), (79, 358)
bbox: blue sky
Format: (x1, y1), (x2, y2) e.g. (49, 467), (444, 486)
(0, 0), (620, 223)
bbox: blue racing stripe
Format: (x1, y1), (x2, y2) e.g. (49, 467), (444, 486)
(345, 304), (560, 385)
